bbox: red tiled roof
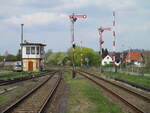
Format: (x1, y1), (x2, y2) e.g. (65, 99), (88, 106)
(125, 52), (141, 61)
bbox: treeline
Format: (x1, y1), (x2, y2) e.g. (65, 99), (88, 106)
(0, 50), (21, 62)
(1, 48), (149, 68)
(44, 46), (101, 67)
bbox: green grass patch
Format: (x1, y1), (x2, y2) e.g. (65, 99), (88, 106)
(0, 86), (23, 107)
(65, 72), (125, 113)
(0, 71), (41, 80)
(103, 72), (150, 88)
(81, 68), (150, 89)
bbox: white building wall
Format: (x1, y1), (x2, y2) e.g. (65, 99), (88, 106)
(22, 45), (44, 59)
(102, 55), (113, 66)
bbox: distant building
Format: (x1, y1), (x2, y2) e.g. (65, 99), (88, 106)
(107, 53), (122, 66)
(21, 41), (46, 71)
(102, 55), (113, 66)
(125, 52), (143, 67)
(3, 60), (17, 67)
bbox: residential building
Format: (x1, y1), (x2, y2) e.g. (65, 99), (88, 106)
(102, 55), (113, 66)
(125, 52), (143, 67)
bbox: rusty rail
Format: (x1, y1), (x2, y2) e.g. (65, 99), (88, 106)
(1, 71), (59, 113)
(76, 70), (146, 113)
(0, 71), (55, 86)
(38, 73), (62, 113)
(78, 70), (150, 102)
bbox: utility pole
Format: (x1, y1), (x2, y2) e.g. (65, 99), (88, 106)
(21, 24), (24, 44)
(21, 24), (24, 70)
(69, 13), (87, 78)
(98, 27), (111, 72)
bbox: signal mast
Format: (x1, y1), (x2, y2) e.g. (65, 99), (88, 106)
(69, 13), (87, 78)
(98, 27), (111, 55)
(98, 27), (111, 72)
(112, 11), (116, 63)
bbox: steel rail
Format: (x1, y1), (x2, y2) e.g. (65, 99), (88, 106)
(78, 70), (150, 102)
(0, 71), (55, 86)
(38, 73), (62, 113)
(76, 70), (145, 113)
(1, 71), (58, 113)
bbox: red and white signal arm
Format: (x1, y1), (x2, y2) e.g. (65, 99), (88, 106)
(69, 15), (87, 19)
(98, 27), (111, 31)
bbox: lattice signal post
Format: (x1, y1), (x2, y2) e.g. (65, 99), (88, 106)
(98, 27), (111, 72)
(69, 13), (87, 78)
(98, 27), (111, 55)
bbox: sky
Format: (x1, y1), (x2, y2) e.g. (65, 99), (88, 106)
(0, 0), (150, 55)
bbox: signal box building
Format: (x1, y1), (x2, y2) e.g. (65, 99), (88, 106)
(21, 42), (46, 71)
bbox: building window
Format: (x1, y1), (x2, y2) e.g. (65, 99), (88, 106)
(40, 47), (44, 55)
(31, 47), (35, 54)
(36, 46), (40, 54)
(26, 47), (30, 54)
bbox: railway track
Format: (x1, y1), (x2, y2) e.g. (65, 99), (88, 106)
(76, 70), (150, 113)
(0, 71), (55, 86)
(1, 71), (62, 113)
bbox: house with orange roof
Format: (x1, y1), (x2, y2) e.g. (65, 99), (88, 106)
(125, 52), (143, 67)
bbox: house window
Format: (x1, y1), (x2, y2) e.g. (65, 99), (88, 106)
(40, 47), (44, 55)
(31, 47), (35, 54)
(36, 46), (40, 54)
(26, 47), (30, 54)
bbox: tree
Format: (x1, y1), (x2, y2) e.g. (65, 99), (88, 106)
(16, 49), (21, 60)
(44, 46), (101, 67)
(67, 46), (101, 66)
(5, 54), (18, 61)
(105, 48), (109, 56)
(0, 50), (22, 62)
(0, 55), (4, 62)
(4, 51), (9, 56)
(102, 48), (109, 58)
(45, 52), (66, 65)
(44, 49), (53, 64)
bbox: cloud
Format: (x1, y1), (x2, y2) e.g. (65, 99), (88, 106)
(50, 0), (137, 11)
(4, 12), (68, 26)
(0, 0), (150, 54)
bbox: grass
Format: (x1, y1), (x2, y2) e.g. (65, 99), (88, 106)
(65, 72), (125, 113)
(82, 68), (150, 88)
(103, 71), (150, 88)
(0, 67), (12, 71)
(0, 86), (23, 108)
(0, 71), (41, 80)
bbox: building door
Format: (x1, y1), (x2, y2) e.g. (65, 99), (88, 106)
(28, 61), (33, 71)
